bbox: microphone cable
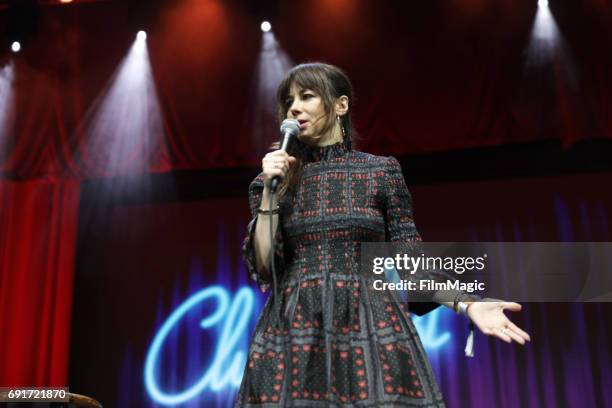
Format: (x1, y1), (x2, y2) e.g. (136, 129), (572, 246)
(266, 119), (299, 334)
(268, 187), (282, 333)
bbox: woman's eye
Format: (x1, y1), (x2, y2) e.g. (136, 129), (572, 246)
(302, 94), (313, 99)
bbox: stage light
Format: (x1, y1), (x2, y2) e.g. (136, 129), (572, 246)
(247, 25), (293, 159)
(538, 0), (548, 7)
(11, 42), (21, 53)
(60, 0), (73, 3)
(76, 25), (164, 177)
(1, 62), (16, 145)
(260, 21), (271, 32)
(137, 30), (147, 42)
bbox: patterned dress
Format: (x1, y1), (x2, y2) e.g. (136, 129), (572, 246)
(236, 141), (447, 407)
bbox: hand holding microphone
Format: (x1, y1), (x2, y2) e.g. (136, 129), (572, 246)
(262, 119), (300, 193)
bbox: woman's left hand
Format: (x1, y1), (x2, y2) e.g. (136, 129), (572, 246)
(467, 301), (531, 345)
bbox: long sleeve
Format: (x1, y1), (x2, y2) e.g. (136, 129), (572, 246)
(383, 156), (421, 243)
(241, 174), (285, 293)
(383, 156), (461, 315)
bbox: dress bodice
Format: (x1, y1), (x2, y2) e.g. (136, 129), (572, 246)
(280, 142), (391, 282)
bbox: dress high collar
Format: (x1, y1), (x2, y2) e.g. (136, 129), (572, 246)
(295, 140), (351, 163)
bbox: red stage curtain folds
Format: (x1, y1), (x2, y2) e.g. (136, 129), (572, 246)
(0, 180), (79, 386)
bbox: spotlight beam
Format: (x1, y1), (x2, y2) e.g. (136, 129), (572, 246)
(246, 31), (293, 159)
(76, 33), (166, 177)
(0, 62), (16, 161)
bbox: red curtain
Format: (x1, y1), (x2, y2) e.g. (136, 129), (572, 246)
(0, 180), (80, 386)
(0, 0), (611, 180)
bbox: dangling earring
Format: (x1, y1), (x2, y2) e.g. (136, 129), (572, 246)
(337, 114), (346, 139)
(337, 114), (351, 150)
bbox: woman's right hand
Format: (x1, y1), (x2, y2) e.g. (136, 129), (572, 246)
(262, 150), (296, 189)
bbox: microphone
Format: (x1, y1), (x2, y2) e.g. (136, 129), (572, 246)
(270, 119), (300, 193)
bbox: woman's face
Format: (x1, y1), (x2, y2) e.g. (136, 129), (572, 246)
(285, 83), (330, 144)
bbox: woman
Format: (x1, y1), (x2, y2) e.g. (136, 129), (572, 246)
(236, 63), (530, 407)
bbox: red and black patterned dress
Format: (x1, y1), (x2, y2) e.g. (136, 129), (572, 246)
(236, 141), (447, 407)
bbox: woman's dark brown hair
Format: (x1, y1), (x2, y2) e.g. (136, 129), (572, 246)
(274, 62), (355, 198)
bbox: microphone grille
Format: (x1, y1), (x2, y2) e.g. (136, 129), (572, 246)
(280, 119), (301, 136)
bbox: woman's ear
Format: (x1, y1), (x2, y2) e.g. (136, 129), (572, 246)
(335, 95), (349, 116)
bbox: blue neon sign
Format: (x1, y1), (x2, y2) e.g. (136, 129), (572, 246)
(144, 286), (254, 405)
